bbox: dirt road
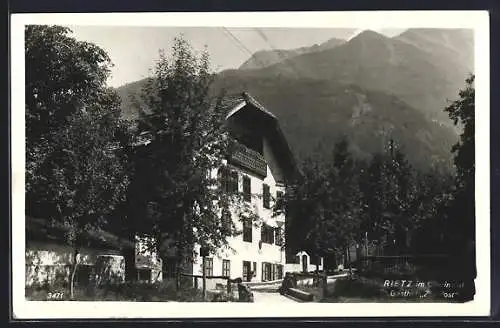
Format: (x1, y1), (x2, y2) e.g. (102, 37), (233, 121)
(252, 291), (299, 303)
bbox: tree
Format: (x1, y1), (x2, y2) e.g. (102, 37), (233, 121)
(443, 74), (476, 301)
(358, 139), (424, 255)
(25, 25), (130, 298)
(129, 36), (248, 283)
(444, 74), (475, 247)
(281, 137), (362, 273)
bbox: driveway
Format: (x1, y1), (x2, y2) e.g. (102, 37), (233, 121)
(250, 273), (349, 303)
(252, 290), (299, 303)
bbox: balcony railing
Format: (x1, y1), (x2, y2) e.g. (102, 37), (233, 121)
(230, 144), (267, 177)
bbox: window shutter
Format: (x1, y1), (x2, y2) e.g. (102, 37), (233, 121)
(263, 184), (270, 209)
(243, 176), (251, 201)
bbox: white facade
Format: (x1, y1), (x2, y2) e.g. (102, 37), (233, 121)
(192, 144), (286, 288)
(190, 95), (293, 289)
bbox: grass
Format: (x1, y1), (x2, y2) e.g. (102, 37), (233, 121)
(25, 279), (218, 302)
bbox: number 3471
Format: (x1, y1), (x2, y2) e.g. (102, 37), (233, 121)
(47, 292), (64, 300)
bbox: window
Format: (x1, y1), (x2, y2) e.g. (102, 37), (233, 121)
(204, 258), (213, 277)
(263, 184), (270, 209)
(261, 224), (275, 244)
(243, 218), (252, 242)
(271, 264), (277, 281)
(218, 167), (238, 194)
(163, 257), (177, 279)
(243, 176), (251, 201)
(242, 261), (251, 282)
(218, 167), (228, 192)
(222, 259), (230, 277)
(261, 262), (272, 281)
(229, 171), (239, 193)
(275, 227), (283, 246)
(253, 262), (257, 277)
(276, 191), (284, 208)
(222, 210), (232, 232)
(277, 265), (284, 280)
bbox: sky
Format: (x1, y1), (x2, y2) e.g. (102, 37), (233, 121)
(67, 26), (406, 88)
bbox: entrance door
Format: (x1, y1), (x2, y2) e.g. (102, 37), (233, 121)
(242, 261), (252, 282)
(302, 255), (308, 272)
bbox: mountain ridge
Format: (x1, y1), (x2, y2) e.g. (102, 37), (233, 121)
(239, 36), (346, 70)
(115, 28), (472, 170)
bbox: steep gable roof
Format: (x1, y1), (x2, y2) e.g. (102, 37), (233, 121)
(223, 92), (298, 182)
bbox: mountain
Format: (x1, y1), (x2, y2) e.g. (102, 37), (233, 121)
(220, 29), (473, 125)
(239, 37), (345, 70)
(395, 28), (473, 73)
(116, 28), (471, 170)
(115, 79), (151, 120)
(212, 75), (457, 170)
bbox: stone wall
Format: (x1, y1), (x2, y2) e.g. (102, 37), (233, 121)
(25, 242), (125, 287)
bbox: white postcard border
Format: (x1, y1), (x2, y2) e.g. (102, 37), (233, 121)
(11, 11), (490, 319)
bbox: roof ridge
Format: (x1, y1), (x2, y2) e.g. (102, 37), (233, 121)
(241, 92), (276, 119)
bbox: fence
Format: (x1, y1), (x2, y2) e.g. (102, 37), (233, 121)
(180, 273), (236, 295)
(356, 254), (455, 278)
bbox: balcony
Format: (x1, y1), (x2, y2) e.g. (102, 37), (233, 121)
(230, 144), (267, 177)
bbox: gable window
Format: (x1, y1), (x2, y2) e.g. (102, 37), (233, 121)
(263, 184), (270, 209)
(243, 218), (252, 242)
(243, 176), (251, 201)
(204, 258), (213, 277)
(222, 259), (230, 277)
(261, 224), (275, 244)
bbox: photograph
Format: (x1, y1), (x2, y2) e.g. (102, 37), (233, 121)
(11, 11), (490, 318)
